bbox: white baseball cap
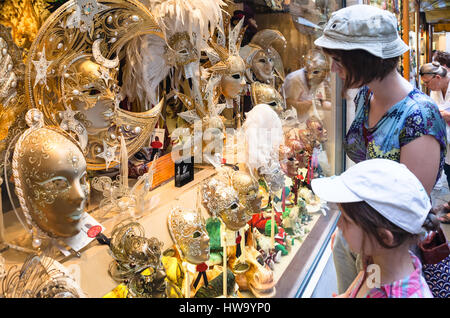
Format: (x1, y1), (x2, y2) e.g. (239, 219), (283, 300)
(314, 5), (409, 59)
(311, 159), (431, 234)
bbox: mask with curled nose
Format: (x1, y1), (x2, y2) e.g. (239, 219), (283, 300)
(201, 178), (249, 231)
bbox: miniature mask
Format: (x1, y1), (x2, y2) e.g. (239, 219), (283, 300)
(306, 116), (328, 146)
(168, 206), (210, 264)
(109, 219), (166, 294)
(201, 178), (249, 231)
(279, 127), (311, 177)
(12, 109), (89, 238)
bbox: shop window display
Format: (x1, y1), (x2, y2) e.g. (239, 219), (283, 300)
(0, 0), (343, 298)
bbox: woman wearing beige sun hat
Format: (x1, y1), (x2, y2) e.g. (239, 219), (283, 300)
(313, 4), (447, 294)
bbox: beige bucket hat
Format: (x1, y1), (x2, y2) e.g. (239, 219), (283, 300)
(314, 4), (409, 59)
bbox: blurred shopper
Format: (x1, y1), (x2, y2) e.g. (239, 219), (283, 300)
(420, 60), (450, 224)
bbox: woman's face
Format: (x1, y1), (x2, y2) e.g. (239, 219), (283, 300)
(421, 74), (440, 91)
(330, 56), (346, 81)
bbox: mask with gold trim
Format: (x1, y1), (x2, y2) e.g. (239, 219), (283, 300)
(250, 82), (284, 116)
(231, 170), (262, 216)
(201, 178), (249, 231)
(12, 109), (89, 238)
(168, 206), (210, 265)
(25, 0), (164, 171)
(240, 29), (286, 84)
(304, 49), (329, 88)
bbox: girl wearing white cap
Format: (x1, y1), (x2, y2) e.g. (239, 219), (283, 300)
(312, 159), (438, 298)
(313, 4), (447, 294)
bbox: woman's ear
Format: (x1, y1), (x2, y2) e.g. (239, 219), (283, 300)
(377, 228), (395, 247)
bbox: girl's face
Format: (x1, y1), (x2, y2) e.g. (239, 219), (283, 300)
(337, 205), (374, 255)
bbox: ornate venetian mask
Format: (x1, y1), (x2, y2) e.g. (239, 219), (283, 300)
(251, 50), (274, 83)
(230, 170), (263, 216)
(25, 0), (165, 170)
(63, 57), (117, 133)
(279, 127), (311, 177)
(12, 109), (89, 238)
(304, 50), (329, 88)
(306, 116), (328, 146)
(168, 206), (210, 264)
(166, 32), (197, 66)
(250, 82), (284, 116)
(109, 219), (165, 282)
(220, 55), (246, 100)
(201, 178), (249, 231)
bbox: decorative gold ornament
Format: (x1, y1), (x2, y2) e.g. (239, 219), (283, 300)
(25, 0), (165, 170)
(201, 178), (249, 231)
(250, 82), (284, 116)
(168, 206), (210, 265)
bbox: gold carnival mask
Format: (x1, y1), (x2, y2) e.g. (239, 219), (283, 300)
(165, 32), (197, 66)
(201, 178), (249, 231)
(12, 109), (89, 238)
(25, 0), (164, 170)
(252, 50), (275, 83)
(250, 82), (284, 116)
(168, 206), (210, 265)
(231, 170), (262, 216)
(304, 49), (329, 88)
(220, 55), (247, 100)
(240, 29), (286, 84)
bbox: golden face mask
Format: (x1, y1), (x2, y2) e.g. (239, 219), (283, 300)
(202, 178), (249, 231)
(168, 207), (210, 264)
(25, 0), (165, 170)
(304, 50), (329, 88)
(250, 82), (284, 116)
(251, 50), (274, 83)
(12, 109), (89, 238)
(220, 55), (246, 100)
(165, 32), (197, 66)
(231, 171), (262, 216)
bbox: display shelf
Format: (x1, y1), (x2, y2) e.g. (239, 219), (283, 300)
(0, 166), (339, 298)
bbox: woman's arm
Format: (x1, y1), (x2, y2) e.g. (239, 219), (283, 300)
(400, 135), (441, 195)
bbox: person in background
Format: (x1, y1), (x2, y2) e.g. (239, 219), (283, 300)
(313, 4), (447, 294)
(420, 59), (450, 224)
(432, 50), (450, 70)
(312, 159), (437, 298)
